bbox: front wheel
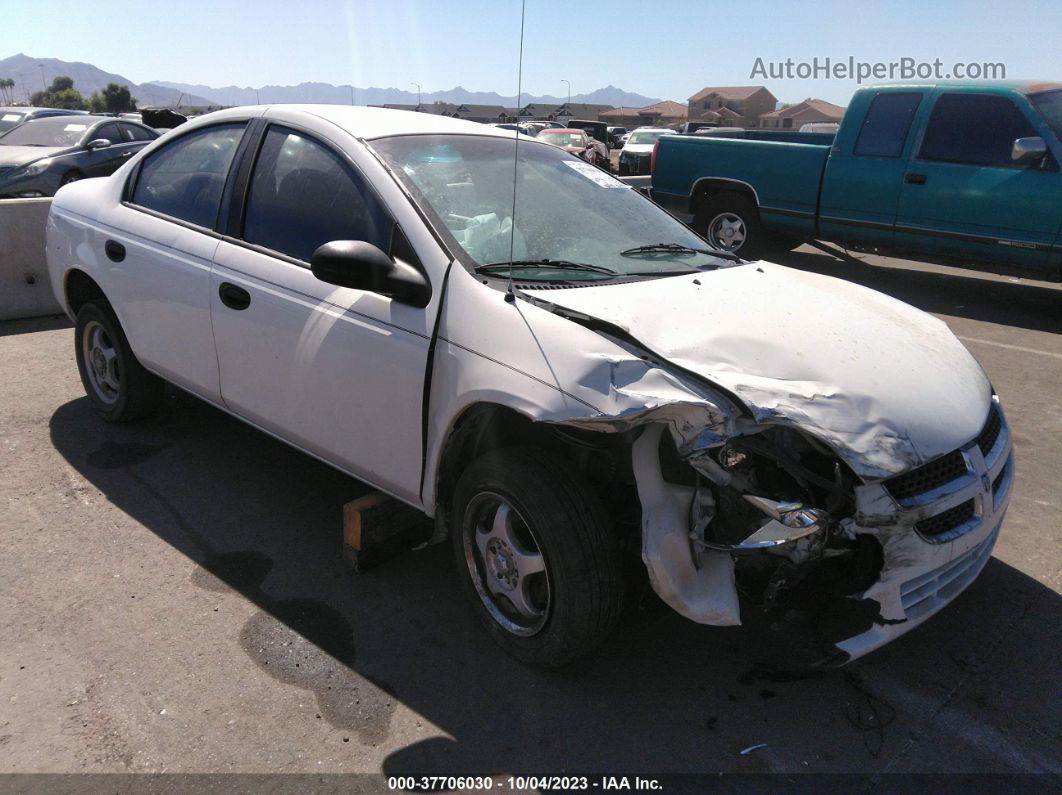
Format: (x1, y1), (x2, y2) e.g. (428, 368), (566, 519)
(74, 301), (164, 422)
(451, 447), (624, 667)
(60, 171), (84, 187)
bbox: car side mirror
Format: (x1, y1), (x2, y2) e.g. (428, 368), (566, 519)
(85, 138), (112, 150)
(1011, 136), (1047, 166)
(310, 240), (431, 308)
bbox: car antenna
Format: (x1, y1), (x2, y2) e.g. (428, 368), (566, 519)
(504, 0), (526, 304)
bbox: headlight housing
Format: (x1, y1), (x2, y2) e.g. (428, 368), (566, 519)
(20, 158), (53, 177)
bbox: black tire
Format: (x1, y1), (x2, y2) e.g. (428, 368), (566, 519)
(74, 301), (164, 422)
(694, 190), (765, 259)
(60, 171), (84, 187)
(450, 446), (624, 667)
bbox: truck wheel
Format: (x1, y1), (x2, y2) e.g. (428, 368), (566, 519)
(74, 301), (164, 422)
(694, 191), (765, 259)
(450, 446), (624, 667)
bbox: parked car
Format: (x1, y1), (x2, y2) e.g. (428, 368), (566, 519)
(566, 119), (611, 147)
(606, 125), (628, 147)
(536, 127), (609, 169)
(618, 127), (675, 175)
(651, 81), (1062, 279)
(799, 122), (840, 133)
(47, 105), (1011, 668)
(0, 105), (89, 134)
(0, 114), (158, 198)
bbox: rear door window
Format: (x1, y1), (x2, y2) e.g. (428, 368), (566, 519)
(853, 93), (922, 157)
(919, 93), (1037, 167)
(241, 126), (390, 262)
(130, 123), (246, 229)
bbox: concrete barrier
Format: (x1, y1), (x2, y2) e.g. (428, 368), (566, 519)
(0, 198), (62, 321)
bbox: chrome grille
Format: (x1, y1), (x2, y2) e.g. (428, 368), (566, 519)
(915, 499), (975, 537)
(886, 450), (967, 501)
(976, 403), (1002, 457)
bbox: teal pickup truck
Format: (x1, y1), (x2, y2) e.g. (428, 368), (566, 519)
(650, 82), (1062, 279)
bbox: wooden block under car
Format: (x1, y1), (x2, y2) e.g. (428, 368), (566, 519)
(342, 492), (433, 572)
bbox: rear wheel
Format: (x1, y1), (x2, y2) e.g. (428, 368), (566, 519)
(74, 301), (164, 422)
(451, 447), (624, 667)
(694, 191), (764, 259)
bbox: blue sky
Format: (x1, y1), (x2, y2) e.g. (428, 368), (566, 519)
(5, 0), (1060, 105)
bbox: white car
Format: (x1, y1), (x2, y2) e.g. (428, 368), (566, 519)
(618, 127), (676, 176)
(47, 105), (1011, 668)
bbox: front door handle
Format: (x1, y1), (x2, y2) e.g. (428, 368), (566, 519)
(104, 240), (125, 262)
(905, 172), (927, 185)
(218, 282), (251, 311)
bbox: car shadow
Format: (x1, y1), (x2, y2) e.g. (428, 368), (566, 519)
(767, 247), (1062, 336)
(49, 391), (1062, 777)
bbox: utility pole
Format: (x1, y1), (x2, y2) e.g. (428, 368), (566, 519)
(349, 85), (354, 105)
(255, 88), (260, 105)
(561, 79), (570, 109)
(410, 82), (421, 109)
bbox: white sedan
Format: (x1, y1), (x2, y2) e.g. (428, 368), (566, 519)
(47, 105), (1011, 667)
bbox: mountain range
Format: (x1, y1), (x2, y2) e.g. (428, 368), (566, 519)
(0, 54), (660, 109)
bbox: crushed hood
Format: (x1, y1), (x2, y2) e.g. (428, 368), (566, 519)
(523, 263), (991, 479)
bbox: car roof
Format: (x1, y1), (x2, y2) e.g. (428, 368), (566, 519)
(177, 104), (521, 142)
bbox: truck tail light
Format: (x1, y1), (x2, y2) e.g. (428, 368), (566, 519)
(651, 140), (660, 175)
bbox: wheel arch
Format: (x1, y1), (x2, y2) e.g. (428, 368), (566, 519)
(690, 177), (761, 215)
(64, 268), (108, 318)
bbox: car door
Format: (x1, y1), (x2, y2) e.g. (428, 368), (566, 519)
(98, 121), (253, 402)
(894, 91), (1058, 271)
(818, 90), (926, 249)
(81, 122), (129, 177)
(210, 122), (435, 504)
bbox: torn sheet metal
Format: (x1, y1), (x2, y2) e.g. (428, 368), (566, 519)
(523, 262), (992, 480)
(631, 424), (741, 625)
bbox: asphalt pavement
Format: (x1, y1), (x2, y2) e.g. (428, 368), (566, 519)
(1, 248), (1059, 787)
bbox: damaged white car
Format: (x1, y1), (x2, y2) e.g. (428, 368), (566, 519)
(46, 106), (1013, 667)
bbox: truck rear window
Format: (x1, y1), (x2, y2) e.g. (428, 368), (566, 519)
(854, 93), (922, 158)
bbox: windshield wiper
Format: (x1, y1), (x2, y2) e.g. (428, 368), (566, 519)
(475, 259), (618, 276)
(620, 243), (743, 263)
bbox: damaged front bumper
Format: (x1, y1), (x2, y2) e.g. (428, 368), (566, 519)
(623, 396), (1013, 665)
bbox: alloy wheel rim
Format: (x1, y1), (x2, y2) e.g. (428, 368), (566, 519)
(463, 492), (551, 636)
(82, 320), (121, 404)
(708, 212), (747, 252)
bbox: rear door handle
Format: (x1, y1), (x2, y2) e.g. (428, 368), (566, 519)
(218, 282), (251, 311)
(905, 173), (927, 185)
(104, 240), (125, 262)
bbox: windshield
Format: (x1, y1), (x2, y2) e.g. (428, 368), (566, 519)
(0, 118), (89, 147)
(1030, 90), (1062, 141)
(537, 130), (586, 147)
(0, 112), (27, 133)
(372, 134), (728, 281)
(627, 131), (672, 145)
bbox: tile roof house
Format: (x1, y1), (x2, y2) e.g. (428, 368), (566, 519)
(380, 102), (513, 123)
(758, 98), (846, 129)
(599, 100), (688, 129)
(687, 85), (777, 128)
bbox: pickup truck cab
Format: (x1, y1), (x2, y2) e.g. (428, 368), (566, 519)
(47, 105), (1011, 668)
(651, 82), (1062, 278)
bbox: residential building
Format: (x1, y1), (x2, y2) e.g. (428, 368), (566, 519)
(686, 85), (777, 128)
(759, 98), (846, 129)
(599, 100), (688, 129)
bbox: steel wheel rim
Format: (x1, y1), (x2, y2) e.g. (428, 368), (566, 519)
(707, 211), (747, 252)
(82, 320), (121, 404)
(462, 491), (551, 636)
